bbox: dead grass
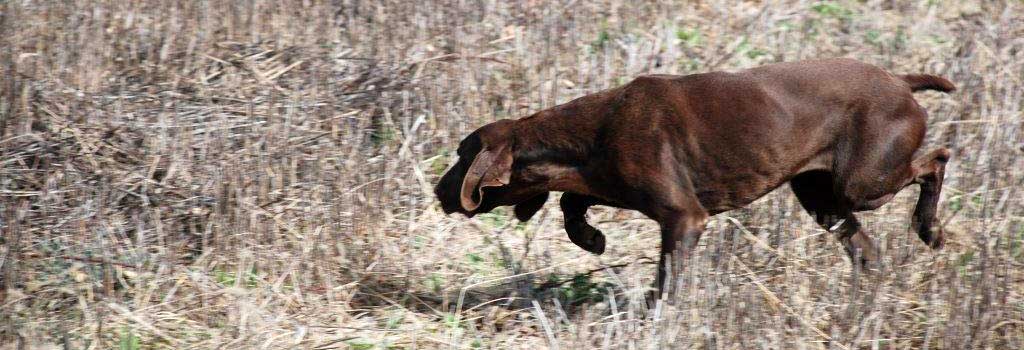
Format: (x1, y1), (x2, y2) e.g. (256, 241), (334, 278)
(1, 0), (1022, 349)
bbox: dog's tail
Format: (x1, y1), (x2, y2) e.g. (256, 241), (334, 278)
(900, 74), (956, 93)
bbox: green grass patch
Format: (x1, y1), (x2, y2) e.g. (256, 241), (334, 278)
(675, 28), (702, 47)
(119, 327), (141, 350)
(810, 2), (853, 19)
(542, 273), (614, 305)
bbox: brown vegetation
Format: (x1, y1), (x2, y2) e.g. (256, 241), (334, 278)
(0, 1), (1021, 349)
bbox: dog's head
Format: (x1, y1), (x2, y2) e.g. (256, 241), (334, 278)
(434, 119), (548, 220)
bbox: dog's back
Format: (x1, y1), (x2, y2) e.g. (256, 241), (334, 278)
(585, 58), (949, 213)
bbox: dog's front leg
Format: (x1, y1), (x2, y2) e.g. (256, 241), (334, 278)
(514, 193), (550, 222)
(560, 193), (608, 255)
(649, 195), (708, 305)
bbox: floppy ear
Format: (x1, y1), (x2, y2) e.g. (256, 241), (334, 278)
(514, 193), (549, 221)
(459, 145), (513, 211)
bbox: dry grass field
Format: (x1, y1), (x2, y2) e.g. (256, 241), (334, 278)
(1, 0), (1022, 349)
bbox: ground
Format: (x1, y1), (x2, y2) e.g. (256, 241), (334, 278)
(0, 1), (1022, 349)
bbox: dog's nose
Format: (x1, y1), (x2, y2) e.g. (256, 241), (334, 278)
(436, 189), (462, 215)
(440, 203), (457, 215)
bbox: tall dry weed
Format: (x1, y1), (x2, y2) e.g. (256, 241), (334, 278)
(1, 1), (1021, 349)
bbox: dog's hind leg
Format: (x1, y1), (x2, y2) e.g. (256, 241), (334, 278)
(790, 171), (879, 268)
(560, 193), (608, 255)
(839, 146), (951, 250)
(909, 148), (950, 249)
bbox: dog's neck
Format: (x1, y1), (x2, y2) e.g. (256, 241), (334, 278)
(512, 109), (596, 165)
(507, 108), (600, 194)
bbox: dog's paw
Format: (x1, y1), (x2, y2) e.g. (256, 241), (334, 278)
(569, 226), (606, 255)
(917, 227), (946, 250)
(585, 228), (606, 255)
(928, 228), (946, 250)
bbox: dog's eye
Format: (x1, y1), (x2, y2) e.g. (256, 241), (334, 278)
(456, 139), (472, 157)
(456, 136), (482, 158)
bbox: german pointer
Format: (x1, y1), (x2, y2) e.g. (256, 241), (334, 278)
(434, 58), (954, 300)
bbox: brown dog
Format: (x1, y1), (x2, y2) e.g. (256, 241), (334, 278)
(434, 58), (953, 300)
